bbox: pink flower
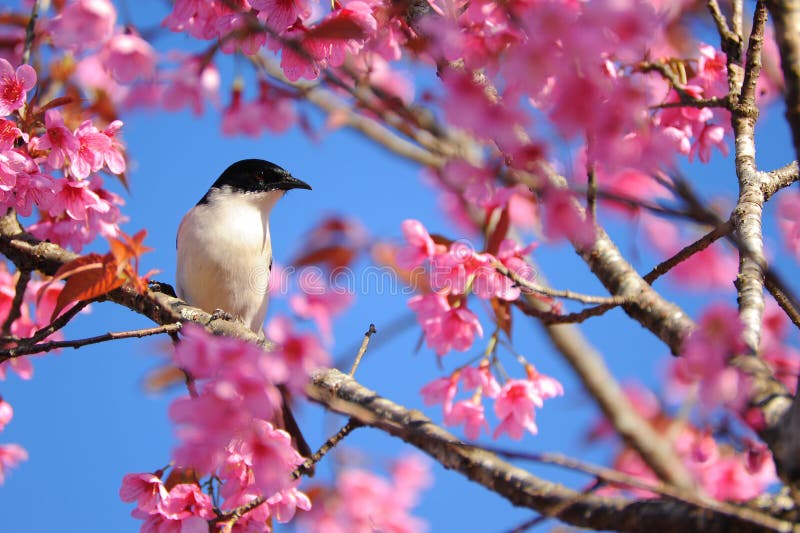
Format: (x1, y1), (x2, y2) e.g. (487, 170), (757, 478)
(268, 483), (312, 523)
(299, 459), (430, 533)
(216, 12), (267, 56)
(119, 473), (169, 514)
(396, 219), (440, 270)
(101, 120), (126, 174)
(0, 443), (27, 484)
(49, 178), (106, 221)
(420, 374), (458, 415)
(290, 276), (352, 343)
(48, 0), (117, 51)
(493, 368), (563, 440)
(248, 420), (305, 496)
(690, 123), (729, 163)
(162, 58), (220, 116)
(461, 362), (501, 398)
(69, 120), (111, 179)
(161, 483), (215, 521)
(408, 293), (483, 356)
(672, 304), (749, 410)
(0, 398), (12, 431)
(778, 190), (800, 261)
(100, 32), (156, 84)
(445, 398), (488, 440)
(29, 110), (79, 170)
(252, 0), (312, 33)
(163, 0), (225, 40)
(540, 187), (595, 247)
(0, 119), (26, 151)
(0, 59), (35, 117)
(266, 315), (330, 395)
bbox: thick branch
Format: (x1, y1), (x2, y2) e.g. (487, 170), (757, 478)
(766, 0), (800, 164)
(307, 368), (793, 532)
(730, 1), (769, 353)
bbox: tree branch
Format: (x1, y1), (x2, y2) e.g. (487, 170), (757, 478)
(306, 368), (793, 532)
(766, 0), (800, 165)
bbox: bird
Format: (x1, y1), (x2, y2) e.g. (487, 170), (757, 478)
(176, 158), (313, 461)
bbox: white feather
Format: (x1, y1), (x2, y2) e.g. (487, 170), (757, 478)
(176, 187), (285, 332)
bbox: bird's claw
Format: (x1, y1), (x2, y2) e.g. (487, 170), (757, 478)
(209, 308), (234, 323)
(148, 280), (177, 298)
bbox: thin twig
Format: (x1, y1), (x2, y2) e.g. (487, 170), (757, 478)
(21, 0), (38, 65)
(643, 220), (734, 284)
(0, 323), (182, 362)
(349, 324), (377, 376)
(1, 269), (30, 337)
(293, 418), (363, 479)
(496, 262), (629, 305)
(23, 299), (92, 346)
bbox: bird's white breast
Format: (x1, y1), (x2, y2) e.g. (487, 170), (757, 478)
(176, 188), (284, 332)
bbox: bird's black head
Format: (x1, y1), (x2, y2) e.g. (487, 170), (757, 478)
(199, 159), (311, 204)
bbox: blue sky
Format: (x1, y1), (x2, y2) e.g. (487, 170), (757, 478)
(1, 1), (800, 532)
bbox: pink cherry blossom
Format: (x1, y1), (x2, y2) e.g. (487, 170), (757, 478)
(162, 58), (220, 116)
(778, 190), (800, 260)
(29, 110), (79, 170)
(0, 119), (26, 151)
(396, 219), (441, 270)
(493, 368), (563, 440)
(672, 304), (749, 410)
(461, 362), (501, 398)
(0, 398), (12, 431)
(216, 12), (267, 56)
(48, 0), (117, 51)
(69, 120), (111, 179)
(408, 293), (483, 356)
(299, 458), (430, 533)
(290, 275), (352, 343)
(266, 315), (330, 395)
(252, 0), (312, 33)
(445, 398), (488, 440)
(0, 59), (35, 117)
(248, 420), (305, 496)
(163, 0), (227, 40)
(540, 187), (595, 247)
(100, 32), (157, 84)
(0, 443), (27, 484)
(420, 374), (458, 415)
(267, 482), (312, 523)
(119, 473), (169, 514)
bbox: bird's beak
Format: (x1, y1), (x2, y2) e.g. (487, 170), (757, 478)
(278, 175), (312, 191)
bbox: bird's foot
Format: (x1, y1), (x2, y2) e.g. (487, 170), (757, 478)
(208, 308), (234, 323)
(148, 280), (177, 298)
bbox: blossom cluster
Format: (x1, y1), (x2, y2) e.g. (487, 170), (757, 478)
(122, 321), (330, 531)
(299, 454), (432, 533)
(0, 57), (126, 252)
(422, 361), (563, 441)
(591, 384), (776, 502)
(399, 219), (536, 356)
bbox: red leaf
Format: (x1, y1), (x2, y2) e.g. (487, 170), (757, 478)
(486, 207), (511, 256)
(50, 253), (125, 320)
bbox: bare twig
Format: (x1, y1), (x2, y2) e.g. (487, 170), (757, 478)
(21, 0), (38, 65)
(0, 323), (182, 362)
(293, 418), (363, 479)
(495, 262), (630, 306)
(348, 324), (377, 376)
